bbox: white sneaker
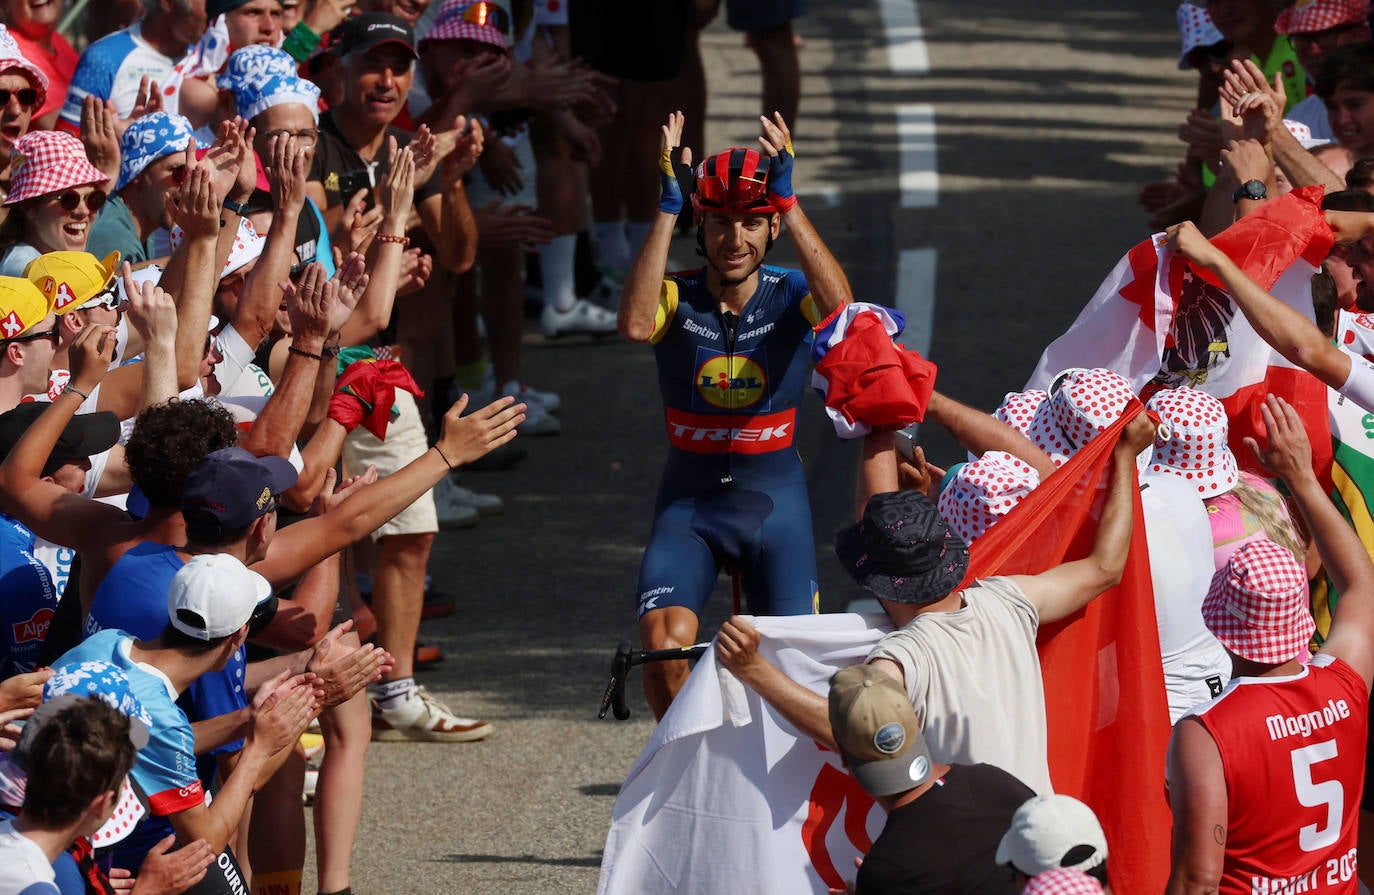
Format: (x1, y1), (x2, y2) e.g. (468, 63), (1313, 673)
(370, 686), (493, 742)
(500, 379), (561, 414)
(447, 482), (504, 516)
(501, 381), (561, 435)
(432, 477), (481, 529)
(541, 298), (618, 339)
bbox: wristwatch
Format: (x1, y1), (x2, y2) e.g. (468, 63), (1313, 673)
(1232, 180), (1267, 203)
(223, 196), (250, 216)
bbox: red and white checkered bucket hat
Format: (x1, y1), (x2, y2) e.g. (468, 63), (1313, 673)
(1024, 869), (1104, 895)
(1202, 539), (1314, 664)
(421, 0), (508, 48)
(994, 389), (1048, 438)
(1145, 388), (1238, 497)
(1026, 368), (1135, 468)
(5, 130), (109, 206)
(1275, 0), (1366, 35)
(938, 451), (1040, 545)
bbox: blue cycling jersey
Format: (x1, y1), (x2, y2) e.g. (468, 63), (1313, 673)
(636, 265), (823, 618)
(649, 264), (820, 499)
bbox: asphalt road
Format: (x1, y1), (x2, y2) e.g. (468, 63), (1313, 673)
(323, 1), (1194, 891)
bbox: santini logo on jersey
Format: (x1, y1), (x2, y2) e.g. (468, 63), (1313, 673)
(682, 318), (720, 341)
(1265, 698), (1352, 742)
(665, 408), (795, 454)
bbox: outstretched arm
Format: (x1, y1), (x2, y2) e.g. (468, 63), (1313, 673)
(715, 616), (836, 748)
(620, 111), (690, 343)
(926, 391), (1056, 480)
(757, 114), (852, 317)
(0, 326), (130, 546)
(1252, 395), (1374, 688)
(251, 396), (526, 586)
(1166, 220), (1350, 389)
(1010, 412), (1157, 623)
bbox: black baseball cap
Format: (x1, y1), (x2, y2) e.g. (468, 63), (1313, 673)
(0, 403), (119, 476)
(180, 446), (298, 536)
(332, 13), (418, 59)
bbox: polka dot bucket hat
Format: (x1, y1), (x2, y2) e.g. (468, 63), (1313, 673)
(1145, 387), (1238, 498)
(937, 451), (1041, 545)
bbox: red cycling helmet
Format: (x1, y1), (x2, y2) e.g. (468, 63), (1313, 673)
(691, 147), (779, 215)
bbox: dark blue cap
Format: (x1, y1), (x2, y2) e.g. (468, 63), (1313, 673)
(180, 447), (298, 535)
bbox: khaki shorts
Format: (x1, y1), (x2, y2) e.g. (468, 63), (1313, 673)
(342, 389), (438, 540)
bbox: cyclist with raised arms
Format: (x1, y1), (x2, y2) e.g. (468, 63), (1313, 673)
(618, 110), (852, 719)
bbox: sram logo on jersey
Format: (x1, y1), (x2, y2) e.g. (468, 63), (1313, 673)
(665, 408), (796, 454)
(1265, 698), (1352, 742)
(695, 354), (767, 410)
(11, 607), (53, 644)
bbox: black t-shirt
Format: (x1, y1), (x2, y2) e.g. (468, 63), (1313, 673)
(855, 764), (1033, 895)
(308, 109), (442, 210)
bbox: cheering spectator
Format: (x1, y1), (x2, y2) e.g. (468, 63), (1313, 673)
(0, 130), (108, 276)
(825, 663), (1033, 895)
(85, 112), (196, 265)
(0, 276), (57, 411)
(58, 0), (206, 127)
(0, 24), (46, 171)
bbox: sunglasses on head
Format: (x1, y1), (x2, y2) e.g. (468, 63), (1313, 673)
(459, 0), (510, 33)
(0, 88), (38, 109)
(82, 285), (123, 313)
(55, 190), (107, 214)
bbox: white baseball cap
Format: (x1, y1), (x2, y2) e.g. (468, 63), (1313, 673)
(167, 553), (272, 640)
(996, 794), (1108, 876)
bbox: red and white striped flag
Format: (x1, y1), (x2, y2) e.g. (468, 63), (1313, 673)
(1028, 187), (1334, 479)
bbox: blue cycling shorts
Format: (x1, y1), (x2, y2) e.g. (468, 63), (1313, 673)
(635, 481), (819, 618)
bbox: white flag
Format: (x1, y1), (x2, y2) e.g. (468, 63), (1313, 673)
(597, 614), (890, 895)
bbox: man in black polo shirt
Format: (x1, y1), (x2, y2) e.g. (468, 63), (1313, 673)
(305, 13), (492, 744)
(827, 664), (1033, 895)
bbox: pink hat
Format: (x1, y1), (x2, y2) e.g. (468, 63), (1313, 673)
(1024, 869), (1104, 895)
(937, 451), (1040, 544)
(1202, 539), (1315, 664)
(1026, 369), (1136, 468)
(421, 0), (508, 49)
(5, 131), (109, 206)
(1275, 0), (1367, 35)
(1176, 2), (1225, 70)
(0, 25), (48, 109)
(1145, 388), (1239, 497)
(994, 389), (1048, 438)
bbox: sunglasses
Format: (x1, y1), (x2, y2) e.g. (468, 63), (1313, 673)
(0, 88), (38, 109)
(3, 325), (59, 346)
(55, 190), (107, 214)
(458, 0), (510, 32)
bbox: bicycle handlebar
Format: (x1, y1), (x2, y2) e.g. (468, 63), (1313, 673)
(597, 640), (710, 720)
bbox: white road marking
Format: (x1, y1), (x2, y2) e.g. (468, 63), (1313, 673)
(878, 0), (930, 75)
(897, 103), (938, 209)
(894, 247), (937, 355)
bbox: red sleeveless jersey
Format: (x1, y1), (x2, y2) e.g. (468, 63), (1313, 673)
(1188, 654), (1368, 895)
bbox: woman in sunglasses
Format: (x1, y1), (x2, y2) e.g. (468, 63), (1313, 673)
(0, 129), (109, 277)
(0, 24), (48, 213)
